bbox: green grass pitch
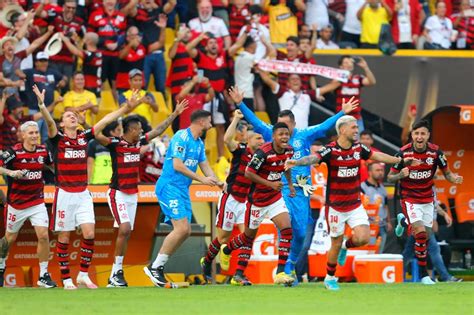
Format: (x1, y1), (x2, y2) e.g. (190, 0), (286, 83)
(0, 282), (472, 314)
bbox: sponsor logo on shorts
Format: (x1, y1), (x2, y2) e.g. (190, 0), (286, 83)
(409, 170), (432, 179)
(65, 148), (86, 159)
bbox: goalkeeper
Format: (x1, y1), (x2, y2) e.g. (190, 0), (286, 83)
(228, 86), (359, 283)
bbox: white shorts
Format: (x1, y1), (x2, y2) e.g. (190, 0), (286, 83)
(51, 188), (95, 231)
(203, 100), (226, 125)
(403, 200), (434, 228)
(215, 192), (246, 231)
(5, 203), (49, 233)
(326, 205), (369, 237)
(247, 197), (288, 230)
(107, 189), (138, 230)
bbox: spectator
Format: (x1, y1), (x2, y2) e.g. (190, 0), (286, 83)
(0, 29), (53, 96)
(88, 0), (127, 103)
(237, 5), (271, 62)
(328, 0), (347, 40)
(118, 69), (158, 124)
(319, 56), (376, 131)
(341, 0), (366, 47)
(186, 32), (230, 160)
(87, 120), (122, 184)
(386, 0), (423, 49)
(359, 129), (380, 181)
(423, 1), (456, 49)
(361, 162), (393, 253)
(48, 0), (85, 87)
(316, 24), (341, 49)
(188, 0), (231, 50)
(211, 0), (230, 27)
(305, 0), (331, 31)
(0, 94), (54, 153)
(268, 0), (305, 47)
(116, 26), (147, 92)
(23, 52), (66, 141)
(357, 0), (393, 48)
(299, 23), (312, 38)
(299, 28), (318, 57)
(136, 2), (173, 95)
(175, 74), (215, 129)
(451, 0), (474, 49)
(166, 25), (194, 101)
(228, 0), (250, 42)
(9, 10), (38, 70)
(259, 70), (316, 129)
(62, 72), (99, 127)
(139, 136), (169, 184)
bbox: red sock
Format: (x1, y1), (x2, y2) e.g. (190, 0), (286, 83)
(277, 228), (292, 273)
(327, 262), (337, 276)
(345, 238), (357, 249)
(80, 239), (94, 273)
(414, 231), (427, 267)
(56, 241), (70, 280)
(204, 238), (221, 264)
(226, 233), (252, 254)
(235, 243), (253, 276)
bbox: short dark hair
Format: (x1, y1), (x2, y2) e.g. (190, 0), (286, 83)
(360, 130), (373, 138)
(338, 55), (352, 66)
(273, 122), (289, 133)
(278, 110), (295, 122)
(243, 36), (255, 49)
(135, 114), (151, 133)
(249, 4), (263, 15)
(122, 115), (142, 133)
(368, 161), (384, 171)
(312, 140), (323, 146)
(287, 36), (300, 45)
(412, 120), (431, 132)
(103, 120), (120, 137)
(72, 71), (84, 78)
(191, 110), (211, 123)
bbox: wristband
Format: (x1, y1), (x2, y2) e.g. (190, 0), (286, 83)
(316, 88), (320, 98)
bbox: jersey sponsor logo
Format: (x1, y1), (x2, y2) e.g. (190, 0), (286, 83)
(337, 166), (359, 178)
(184, 159), (198, 167)
(65, 148), (86, 159)
(267, 172), (282, 181)
(25, 171), (42, 180)
(409, 170), (432, 179)
(249, 155), (264, 170)
(124, 153), (140, 163)
(341, 87), (360, 95)
(276, 12), (291, 21)
(319, 147), (331, 157)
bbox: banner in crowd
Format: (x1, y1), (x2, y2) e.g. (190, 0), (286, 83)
(257, 59), (350, 82)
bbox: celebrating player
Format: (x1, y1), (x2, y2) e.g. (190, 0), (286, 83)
(96, 96), (188, 287)
(0, 121), (56, 288)
(200, 110), (264, 285)
(388, 120), (463, 285)
(285, 115), (418, 290)
(228, 86), (358, 283)
(220, 122), (296, 286)
(144, 110), (224, 288)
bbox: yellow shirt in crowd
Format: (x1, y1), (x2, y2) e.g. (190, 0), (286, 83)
(266, 2), (298, 45)
(62, 90), (98, 126)
(120, 89), (154, 124)
(360, 6), (389, 44)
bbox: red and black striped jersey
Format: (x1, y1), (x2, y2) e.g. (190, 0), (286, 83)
(391, 142), (448, 204)
(276, 51), (315, 91)
(451, 15), (474, 49)
(1, 143), (52, 210)
(87, 9), (127, 57)
(246, 142), (294, 207)
(317, 141), (372, 212)
(229, 4), (250, 42)
(49, 129), (95, 193)
(166, 43), (194, 96)
(139, 147), (163, 184)
(335, 74), (365, 120)
(194, 50), (230, 93)
(50, 16), (85, 64)
(116, 44), (146, 90)
(329, 0), (347, 15)
(226, 143), (253, 203)
(0, 111), (33, 151)
(82, 50), (102, 97)
(107, 135), (148, 194)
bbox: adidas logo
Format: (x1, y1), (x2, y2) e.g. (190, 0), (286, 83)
(21, 159), (27, 163)
(272, 162), (277, 166)
(337, 156), (343, 161)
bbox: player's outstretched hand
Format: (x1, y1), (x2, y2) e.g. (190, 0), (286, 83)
(9, 169), (27, 179)
(228, 86), (244, 105)
(233, 109), (244, 120)
(126, 89), (143, 111)
(201, 176), (218, 186)
(285, 159), (297, 171)
(269, 181), (283, 191)
(289, 185), (296, 197)
(399, 167), (409, 179)
(452, 174), (463, 184)
(341, 96), (359, 114)
(174, 99), (189, 115)
(32, 84), (46, 105)
(403, 157), (421, 166)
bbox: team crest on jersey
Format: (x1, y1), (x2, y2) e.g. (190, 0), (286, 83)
(354, 152), (360, 160)
(426, 157), (434, 165)
(352, 77), (360, 84)
(216, 57), (224, 67)
(38, 156), (44, 164)
(78, 138), (87, 145)
(2, 151), (10, 159)
(293, 140), (303, 148)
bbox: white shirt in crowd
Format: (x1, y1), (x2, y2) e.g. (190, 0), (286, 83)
(15, 38), (32, 70)
(305, 0), (329, 31)
(238, 24), (270, 61)
(424, 15), (453, 49)
(273, 84), (311, 129)
(188, 16), (230, 38)
(343, 0), (366, 35)
(234, 51), (255, 99)
(316, 38), (340, 49)
(397, 0), (412, 43)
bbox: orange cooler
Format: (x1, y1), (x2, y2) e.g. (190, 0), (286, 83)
(353, 254), (403, 283)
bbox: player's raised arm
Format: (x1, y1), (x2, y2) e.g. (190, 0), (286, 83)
(245, 150), (282, 191)
(371, 151), (420, 167)
(33, 85), (57, 139)
(285, 154), (322, 170)
(229, 86), (272, 142)
(147, 99), (189, 140)
(224, 110), (244, 152)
